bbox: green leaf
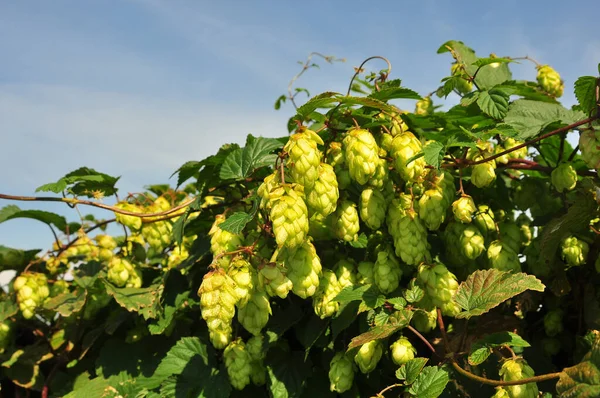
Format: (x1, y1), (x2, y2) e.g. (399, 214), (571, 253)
(219, 135), (282, 180)
(557, 330), (600, 397)
(334, 284), (373, 303)
(275, 94), (287, 110)
(468, 332), (530, 366)
(331, 301), (360, 340)
(0, 245), (40, 271)
(102, 282), (163, 320)
(148, 270), (191, 335)
(0, 205), (68, 233)
(476, 89), (509, 119)
(495, 80), (559, 103)
(73, 261), (104, 289)
(1, 344), (53, 389)
(387, 297), (408, 309)
(218, 211), (253, 234)
(404, 285), (425, 304)
(348, 232), (368, 248)
(460, 92), (480, 107)
(422, 141), (444, 169)
(266, 348), (312, 398)
(504, 99), (587, 139)
(348, 309), (412, 349)
(43, 290), (87, 317)
(369, 87), (422, 101)
(574, 76), (598, 116)
(408, 366), (449, 398)
(453, 269), (545, 319)
(36, 167), (120, 198)
(0, 300), (18, 322)
(396, 357), (429, 385)
(472, 57), (514, 68)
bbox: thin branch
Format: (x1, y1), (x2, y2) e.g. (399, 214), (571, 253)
(287, 52), (344, 109)
(568, 145), (580, 162)
(407, 325), (438, 357)
(346, 56), (392, 96)
(375, 383), (403, 397)
(47, 225), (61, 251)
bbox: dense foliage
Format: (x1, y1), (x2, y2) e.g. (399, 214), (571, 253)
(1, 40), (600, 398)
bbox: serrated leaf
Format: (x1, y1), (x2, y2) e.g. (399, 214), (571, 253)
(468, 332), (530, 366)
(2, 344), (53, 389)
(495, 80), (559, 103)
(218, 211), (253, 234)
(408, 366), (449, 398)
(334, 284), (373, 303)
(36, 167), (120, 198)
(0, 300), (18, 322)
(454, 269), (545, 319)
(331, 301), (360, 340)
(348, 309), (412, 349)
(504, 99), (587, 139)
(219, 135), (282, 180)
(387, 297), (407, 309)
(477, 89), (509, 119)
(404, 285), (425, 303)
(557, 330), (600, 397)
(266, 348), (312, 398)
(348, 233), (368, 248)
(73, 261), (104, 289)
(374, 312), (390, 326)
(43, 289), (87, 317)
(396, 357), (429, 385)
(460, 92), (480, 107)
(423, 141), (444, 169)
(0, 245), (40, 271)
(369, 87), (422, 101)
(148, 270), (191, 335)
(102, 282), (162, 320)
(0, 205), (68, 233)
(472, 57), (514, 68)
(574, 76), (598, 116)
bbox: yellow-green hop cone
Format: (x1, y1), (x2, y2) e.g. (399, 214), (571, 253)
(551, 162), (577, 192)
(326, 141), (345, 168)
(354, 340), (383, 374)
(209, 214), (244, 258)
(333, 200), (360, 242)
(0, 320), (13, 353)
(306, 163), (339, 217)
(536, 64), (564, 98)
(390, 336), (416, 365)
(107, 257), (142, 288)
(452, 195), (476, 223)
(473, 205), (496, 237)
(471, 159), (496, 188)
(418, 188), (447, 231)
(342, 128), (380, 185)
(451, 63), (473, 94)
(308, 213), (334, 241)
(436, 170), (456, 206)
(373, 248), (402, 294)
(258, 262), (293, 299)
(560, 236), (589, 267)
(392, 209), (430, 266)
(50, 280), (70, 297)
(284, 128), (324, 190)
(579, 130), (600, 171)
(492, 387), (511, 398)
(499, 358), (539, 398)
(114, 202), (143, 230)
(367, 158), (390, 189)
(14, 272), (50, 319)
(238, 288), (271, 336)
(357, 261), (375, 285)
(542, 338), (561, 357)
(503, 138), (528, 160)
(199, 269), (238, 349)
(141, 220), (172, 252)
(224, 338), (252, 390)
(249, 361), (267, 386)
(418, 263), (460, 317)
(257, 171), (282, 211)
(280, 241), (322, 299)
(499, 222), (522, 253)
(412, 308), (437, 333)
(359, 188), (387, 230)
(460, 225), (485, 260)
(246, 335), (265, 361)
(228, 258), (254, 307)
(167, 245), (189, 269)
(269, 184), (309, 249)
(313, 269), (342, 319)
(415, 96), (433, 116)
(390, 131), (426, 182)
(329, 352), (356, 393)
(544, 309), (564, 337)
(487, 241), (521, 272)
(334, 258), (357, 288)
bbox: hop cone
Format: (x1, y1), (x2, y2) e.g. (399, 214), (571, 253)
(367, 158), (390, 189)
(14, 273), (49, 319)
(390, 336), (417, 365)
(343, 128), (380, 185)
(333, 200), (360, 242)
(329, 352), (355, 393)
(0, 320), (13, 353)
(390, 131), (426, 182)
(373, 247), (402, 294)
(360, 188), (387, 230)
(258, 263), (293, 299)
(579, 130), (600, 171)
(473, 205), (496, 237)
(544, 309), (564, 337)
(415, 96), (433, 116)
(487, 241), (521, 272)
(391, 209), (430, 266)
(418, 188), (447, 231)
(209, 214), (243, 258)
(561, 236), (589, 267)
(357, 261), (375, 285)
(269, 184), (309, 249)
(492, 388), (511, 398)
(327, 142), (352, 190)
(107, 257), (142, 288)
(114, 202), (143, 230)
(238, 288), (271, 336)
(95, 234), (117, 261)
(418, 263), (461, 317)
(354, 340), (383, 374)
(246, 335), (267, 385)
(542, 338), (561, 357)
(517, 215), (533, 247)
(308, 213), (334, 241)
(452, 196), (476, 223)
(257, 171), (281, 211)
(141, 220), (172, 252)
(306, 163), (339, 217)
(451, 63), (473, 94)
(313, 269), (342, 319)
(551, 162), (577, 192)
(499, 358), (539, 398)
(498, 222), (522, 253)
(437, 170), (456, 205)
(460, 225), (486, 260)
(536, 65), (564, 97)
(284, 128), (324, 189)
(224, 338), (252, 390)
(50, 280), (70, 297)
(471, 159), (496, 188)
(167, 245), (189, 269)
(199, 269), (238, 349)
(334, 258), (357, 288)
(280, 241), (322, 299)
(228, 257), (254, 307)
(412, 308), (437, 333)
(503, 138), (528, 160)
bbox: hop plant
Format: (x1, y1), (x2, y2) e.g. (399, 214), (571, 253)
(141, 220), (172, 253)
(473, 205), (496, 237)
(536, 65), (564, 97)
(246, 335), (267, 386)
(14, 272), (50, 319)
(269, 184), (309, 249)
(223, 338), (252, 390)
(334, 258), (357, 288)
(560, 236), (589, 267)
(114, 202), (143, 230)
(390, 131), (426, 182)
(238, 288), (271, 336)
(357, 261), (375, 285)
(228, 257), (254, 307)
(460, 225), (486, 260)
(333, 200), (360, 242)
(257, 171), (282, 211)
(354, 340), (383, 374)
(415, 96), (434, 115)
(503, 138), (528, 160)
(544, 310), (564, 337)
(471, 159), (497, 188)
(412, 307), (437, 333)
(306, 163), (339, 217)
(107, 257), (142, 288)
(418, 188), (447, 230)
(367, 158), (390, 189)
(359, 188), (387, 230)
(313, 269), (342, 319)
(95, 234), (117, 261)
(0, 320), (13, 354)
(452, 195), (476, 223)
(487, 241), (521, 272)
(373, 247), (402, 294)
(198, 269), (238, 349)
(50, 280), (70, 297)
(280, 241), (322, 299)
(329, 352), (356, 393)
(258, 262), (293, 299)
(209, 214), (244, 258)
(342, 128), (380, 185)
(451, 63), (473, 94)
(499, 222), (522, 254)
(390, 336), (417, 365)
(499, 358), (539, 398)
(579, 130), (600, 172)
(391, 209), (430, 266)
(167, 244), (189, 269)
(284, 128), (324, 189)
(551, 162), (578, 192)
(418, 263), (461, 317)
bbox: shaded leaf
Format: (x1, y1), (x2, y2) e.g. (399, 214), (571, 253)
(408, 366), (449, 398)
(36, 167), (120, 198)
(0, 205), (68, 233)
(0, 245), (41, 271)
(396, 357), (429, 385)
(43, 289), (87, 317)
(348, 309), (412, 349)
(369, 87), (422, 101)
(334, 284), (373, 303)
(0, 300), (18, 322)
(468, 332), (530, 366)
(266, 348), (312, 398)
(220, 135), (283, 180)
(103, 282), (163, 320)
(557, 331), (600, 397)
(348, 233), (368, 248)
(477, 89), (509, 119)
(574, 76), (598, 116)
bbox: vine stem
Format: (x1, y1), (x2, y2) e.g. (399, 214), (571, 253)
(0, 193), (194, 218)
(346, 56), (392, 96)
(436, 309), (563, 387)
(287, 52), (344, 109)
(406, 325), (438, 356)
(375, 383), (403, 397)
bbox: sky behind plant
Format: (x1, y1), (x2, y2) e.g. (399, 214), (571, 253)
(1, 0), (599, 251)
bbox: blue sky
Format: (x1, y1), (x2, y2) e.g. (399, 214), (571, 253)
(1, 0), (599, 252)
